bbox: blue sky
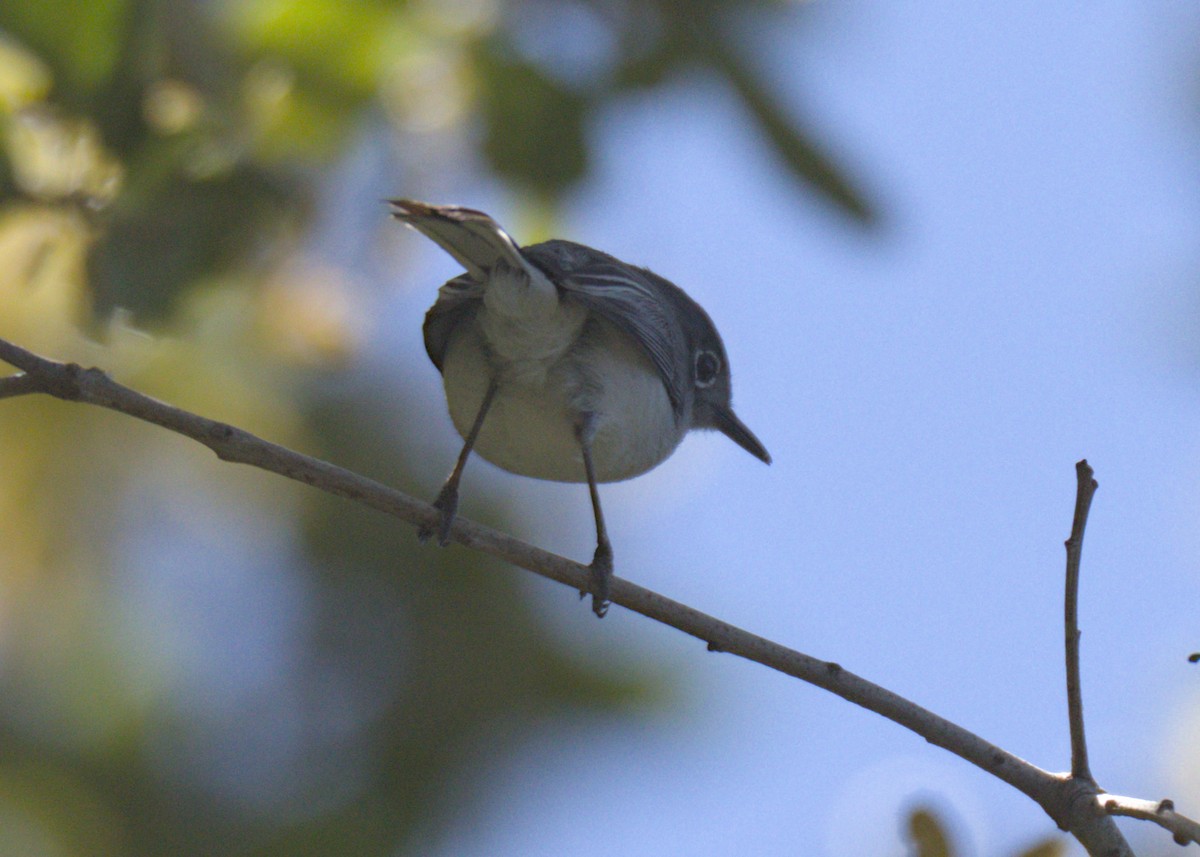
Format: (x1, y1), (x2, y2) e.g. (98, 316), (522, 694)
(350, 3), (1200, 854)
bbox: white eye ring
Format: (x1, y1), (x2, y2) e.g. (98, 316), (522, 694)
(695, 350), (721, 388)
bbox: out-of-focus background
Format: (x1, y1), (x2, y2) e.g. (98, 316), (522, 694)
(1, 2), (1198, 855)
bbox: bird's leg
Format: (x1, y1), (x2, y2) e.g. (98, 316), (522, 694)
(420, 379), (498, 546)
(577, 416), (613, 618)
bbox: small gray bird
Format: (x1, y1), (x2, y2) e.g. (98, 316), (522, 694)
(390, 200), (769, 617)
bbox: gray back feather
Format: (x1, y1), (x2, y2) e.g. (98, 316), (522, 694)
(424, 239), (720, 422)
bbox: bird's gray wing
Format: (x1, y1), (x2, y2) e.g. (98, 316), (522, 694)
(524, 241), (689, 418)
(389, 199), (527, 280)
(423, 274), (482, 372)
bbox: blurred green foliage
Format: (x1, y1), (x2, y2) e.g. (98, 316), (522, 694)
(0, 0), (875, 854)
(905, 807), (1066, 857)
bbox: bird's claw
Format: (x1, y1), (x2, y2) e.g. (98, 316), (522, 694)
(418, 484), (458, 547)
(585, 541), (613, 618)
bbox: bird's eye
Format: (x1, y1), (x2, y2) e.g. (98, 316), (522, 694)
(695, 350), (721, 388)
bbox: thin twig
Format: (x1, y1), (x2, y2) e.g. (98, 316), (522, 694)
(1103, 795), (1200, 846)
(0, 337), (1139, 855)
(1064, 460), (1098, 781)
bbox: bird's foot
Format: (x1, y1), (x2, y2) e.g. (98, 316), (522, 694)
(583, 541), (613, 618)
(418, 484), (458, 547)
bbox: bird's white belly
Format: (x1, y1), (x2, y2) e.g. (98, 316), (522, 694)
(440, 317), (683, 483)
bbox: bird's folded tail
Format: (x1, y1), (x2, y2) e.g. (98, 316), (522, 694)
(389, 199), (527, 281)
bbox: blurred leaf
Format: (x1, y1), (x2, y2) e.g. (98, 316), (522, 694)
(0, 0), (129, 96)
(475, 46), (588, 196)
(0, 204), (92, 330)
(225, 0), (393, 95)
(907, 807), (953, 857)
(222, 0), (413, 160)
(1013, 838), (1067, 857)
(612, 36), (687, 92)
(90, 161), (298, 318)
(693, 20), (876, 224)
(605, 3), (877, 223)
(6, 106), (124, 204)
(0, 33), (52, 113)
(608, 3), (684, 92)
(0, 764), (124, 857)
(905, 805), (1065, 857)
(241, 64), (360, 161)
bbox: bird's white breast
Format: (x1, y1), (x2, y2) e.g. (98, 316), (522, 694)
(440, 312), (683, 484)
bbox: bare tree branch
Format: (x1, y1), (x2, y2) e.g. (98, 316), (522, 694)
(1065, 460), (1098, 780)
(0, 373), (40, 399)
(0, 336), (1166, 855)
(1103, 795), (1200, 846)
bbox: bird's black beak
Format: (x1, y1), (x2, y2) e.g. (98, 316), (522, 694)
(712, 405), (771, 464)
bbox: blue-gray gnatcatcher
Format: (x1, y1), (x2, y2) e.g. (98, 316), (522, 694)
(390, 200), (770, 617)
